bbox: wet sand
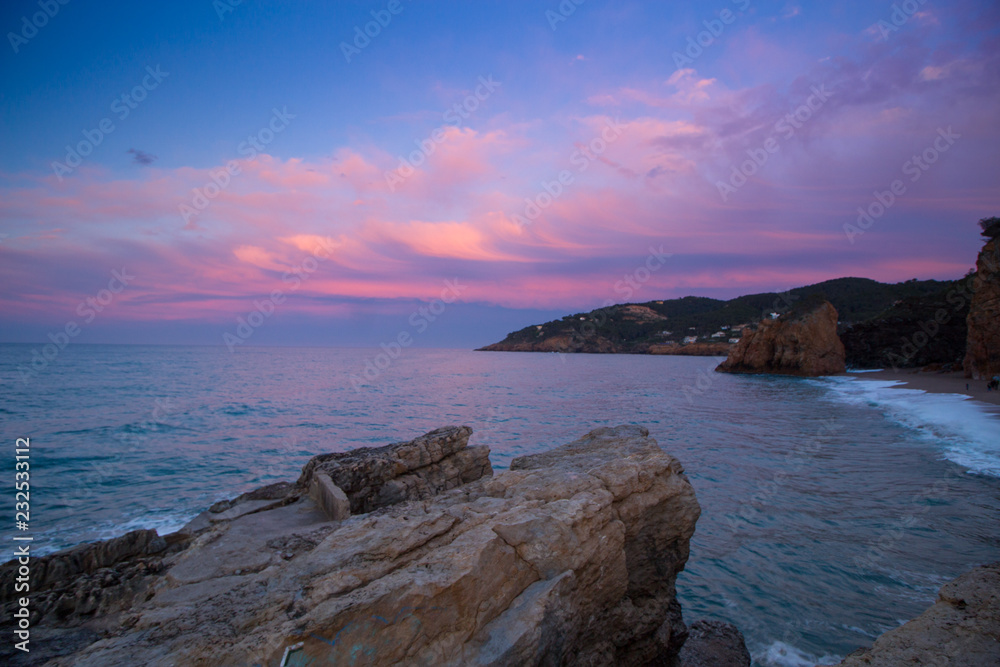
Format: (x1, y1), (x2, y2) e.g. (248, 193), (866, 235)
(849, 369), (1000, 413)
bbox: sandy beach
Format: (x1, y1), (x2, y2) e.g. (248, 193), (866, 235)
(850, 369), (1000, 412)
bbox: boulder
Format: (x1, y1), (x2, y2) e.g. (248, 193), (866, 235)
(677, 619), (751, 667)
(833, 562), (1000, 667)
(22, 425), (700, 666)
(964, 236), (1000, 379)
(716, 299), (845, 376)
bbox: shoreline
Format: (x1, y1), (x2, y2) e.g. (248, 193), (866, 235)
(845, 368), (1000, 413)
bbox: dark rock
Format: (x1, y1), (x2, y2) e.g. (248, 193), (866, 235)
(678, 620), (751, 667)
(965, 237), (1000, 379)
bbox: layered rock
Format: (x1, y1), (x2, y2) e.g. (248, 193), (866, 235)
(296, 425), (491, 516)
(964, 233), (1000, 379)
(6, 425), (701, 666)
(716, 299), (846, 376)
(834, 562), (1000, 667)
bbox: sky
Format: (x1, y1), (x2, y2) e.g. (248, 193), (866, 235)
(1, 0), (999, 348)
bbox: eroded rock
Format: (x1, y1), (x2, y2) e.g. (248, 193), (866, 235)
(964, 234), (1000, 380)
(716, 298), (846, 376)
(22, 425), (700, 666)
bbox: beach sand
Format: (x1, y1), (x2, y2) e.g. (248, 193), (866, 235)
(851, 369), (1000, 414)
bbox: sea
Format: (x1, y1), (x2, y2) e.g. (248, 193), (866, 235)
(2, 344), (998, 666)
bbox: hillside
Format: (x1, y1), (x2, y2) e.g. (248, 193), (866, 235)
(477, 277), (954, 355)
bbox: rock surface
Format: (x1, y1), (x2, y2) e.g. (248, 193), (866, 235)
(296, 425), (491, 516)
(5, 425), (701, 666)
(833, 562), (1000, 667)
(964, 236), (1000, 379)
(677, 620), (751, 667)
(716, 299), (846, 376)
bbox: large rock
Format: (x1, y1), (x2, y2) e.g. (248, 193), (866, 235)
(19, 425), (700, 666)
(964, 235), (1000, 380)
(716, 299), (845, 376)
(833, 562), (1000, 667)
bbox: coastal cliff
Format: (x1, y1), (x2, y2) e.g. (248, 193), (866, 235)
(964, 221), (1000, 379)
(716, 298), (846, 376)
(2, 426), (704, 666)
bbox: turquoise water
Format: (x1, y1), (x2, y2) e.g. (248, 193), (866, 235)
(1, 344), (998, 665)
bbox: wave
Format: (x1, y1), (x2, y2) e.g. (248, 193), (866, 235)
(814, 376), (1000, 478)
(754, 641), (841, 667)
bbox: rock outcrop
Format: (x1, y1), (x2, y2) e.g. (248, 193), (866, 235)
(678, 620), (751, 667)
(834, 562), (1000, 667)
(964, 232), (1000, 379)
(296, 425), (491, 516)
(716, 298), (846, 376)
(4, 425), (701, 666)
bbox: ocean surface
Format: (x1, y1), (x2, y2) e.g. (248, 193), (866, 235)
(2, 344), (999, 666)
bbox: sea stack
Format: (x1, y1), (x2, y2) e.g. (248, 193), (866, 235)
(963, 218), (1000, 380)
(716, 297), (846, 376)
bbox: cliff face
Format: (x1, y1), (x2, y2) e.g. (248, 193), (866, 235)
(4, 426), (701, 667)
(716, 300), (846, 376)
(964, 237), (1000, 379)
(834, 562), (1000, 667)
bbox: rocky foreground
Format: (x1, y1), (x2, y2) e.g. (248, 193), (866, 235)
(1, 425), (741, 666)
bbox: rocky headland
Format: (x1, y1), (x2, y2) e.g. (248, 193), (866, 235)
(715, 298), (846, 376)
(1, 425), (735, 667)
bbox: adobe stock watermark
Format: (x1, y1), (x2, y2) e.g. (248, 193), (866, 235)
(51, 65), (169, 181)
(17, 268), (135, 383)
(384, 75), (501, 192)
(7, 0), (70, 54)
(179, 107), (295, 225)
(843, 126), (959, 244)
(716, 84), (833, 201)
(551, 246), (672, 355)
(213, 0), (243, 21)
(546, 0), (586, 31)
(350, 279), (466, 391)
(223, 237), (335, 352)
(672, 0), (752, 70)
(512, 117), (625, 227)
(871, 0), (929, 40)
(340, 0), (410, 64)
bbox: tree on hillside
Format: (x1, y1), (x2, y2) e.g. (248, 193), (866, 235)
(980, 216), (1000, 238)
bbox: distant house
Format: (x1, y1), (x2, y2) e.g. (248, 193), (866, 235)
(720, 325), (729, 330)
(683, 336), (698, 344)
(769, 312), (780, 319)
(711, 332), (725, 338)
(657, 330), (673, 336)
(729, 338), (741, 344)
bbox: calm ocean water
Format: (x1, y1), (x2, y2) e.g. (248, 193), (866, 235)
(1, 344), (998, 666)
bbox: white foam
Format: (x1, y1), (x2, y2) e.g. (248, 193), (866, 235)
(815, 376), (1000, 477)
(755, 641), (841, 667)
